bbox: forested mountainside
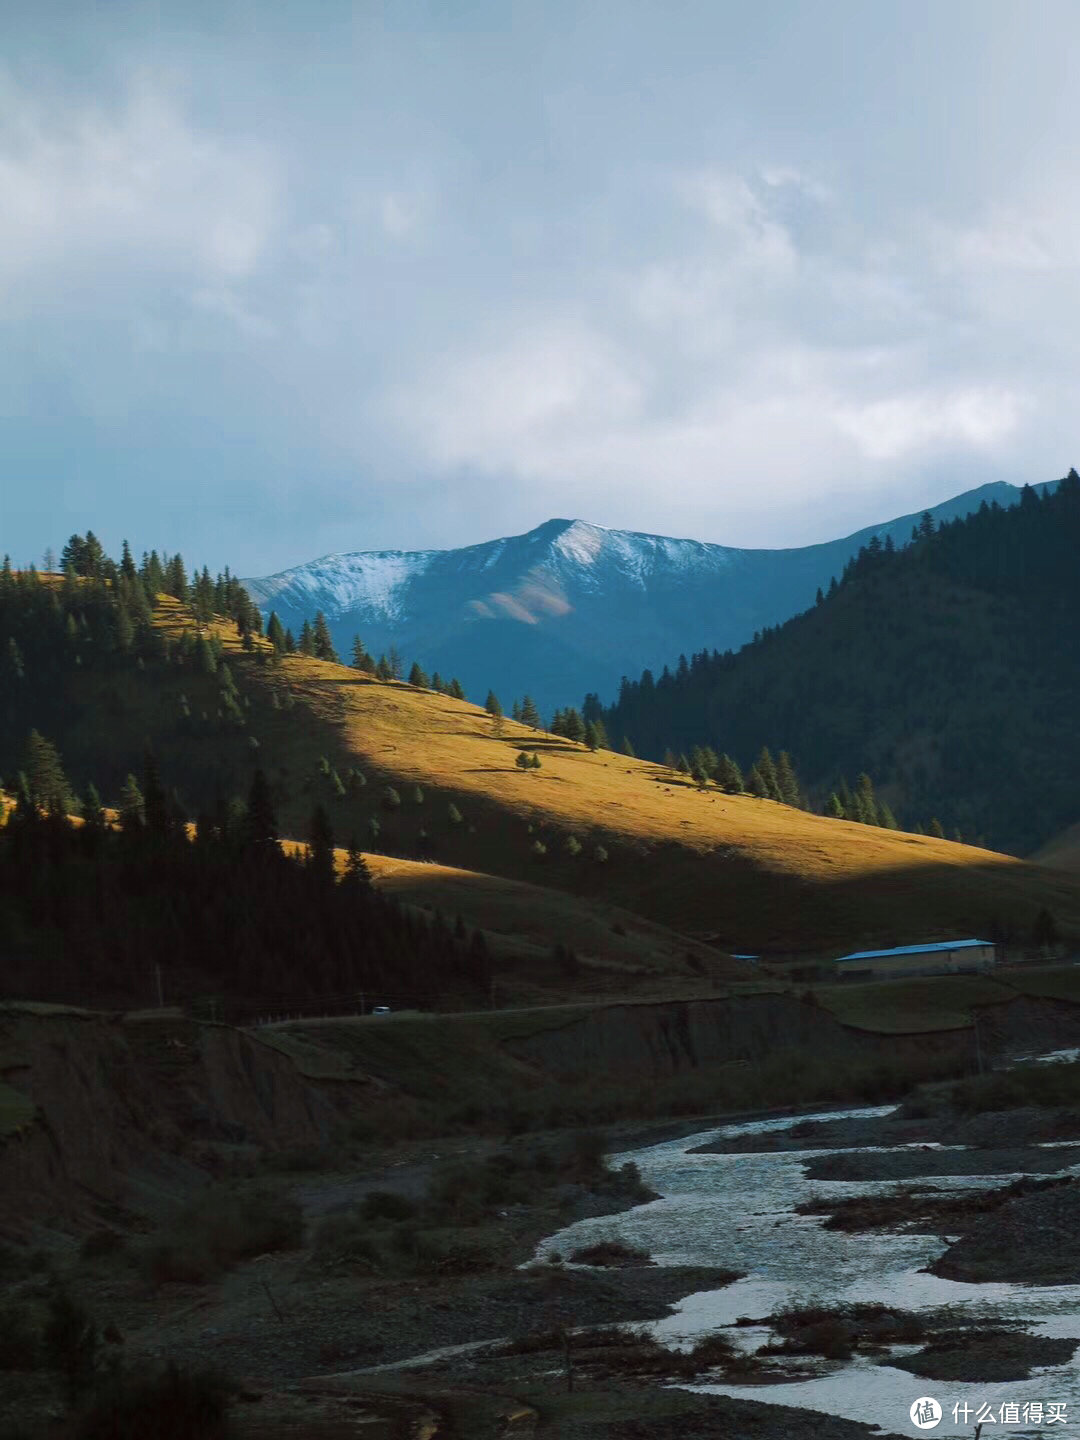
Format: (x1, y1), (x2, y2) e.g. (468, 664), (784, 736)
(598, 473), (1080, 856)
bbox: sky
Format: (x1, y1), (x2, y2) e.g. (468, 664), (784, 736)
(2, 0), (1080, 575)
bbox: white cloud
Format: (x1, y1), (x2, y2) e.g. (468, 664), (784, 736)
(831, 386), (1025, 461)
(0, 75), (278, 286)
(676, 170), (797, 272)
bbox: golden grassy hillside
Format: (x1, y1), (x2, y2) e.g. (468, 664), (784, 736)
(138, 599), (1080, 953)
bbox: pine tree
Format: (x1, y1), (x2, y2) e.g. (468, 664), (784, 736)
(929, 817), (945, 839)
(387, 645), (403, 680)
(511, 700), (522, 722)
(308, 804), (335, 882)
(376, 654), (392, 681)
(351, 635), (367, 669)
(717, 753), (743, 793)
(344, 835), (372, 889)
(515, 751), (531, 770)
(484, 691), (503, 718)
(298, 619), (315, 656)
(755, 747), (781, 801)
(776, 751), (802, 807)
(878, 801), (899, 830)
(119, 774), (145, 832)
(746, 765), (769, 797)
(22, 731), (69, 810)
(142, 751), (173, 837)
(825, 792), (845, 819)
(584, 721), (601, 750)
(854, 773), (878, 825)
(408, 661), (429, 688)
(562, 707), (585, 742)
(529, 752), (542, 768)
(620, 736), (636, 758)
(448, 678), (465, 700)
(267, 612), (287, 653)
(246, 768), (278, 846)
(313, 612), (339, 662)
(80, 783), (106, 845)
(520, 695), (541, 728)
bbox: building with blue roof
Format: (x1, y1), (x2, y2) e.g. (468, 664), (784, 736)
(834, 938), (995, 980)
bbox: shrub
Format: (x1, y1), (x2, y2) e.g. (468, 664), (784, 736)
(359, 1191), (418, 1222)
(564, 834), (582, 857)
(531, 840), (547, 859)
(568, 1240), (650, 1266)
(311, 1212), (382, 1271)
(140, 1190), (302, 1286)
(43, 1290), (99, 1403)
(75, 1362), (233, 1440)
(80, 1229), (124, 1261)
(0, 1302), (41, 1371)
(594, 845), (608, 863)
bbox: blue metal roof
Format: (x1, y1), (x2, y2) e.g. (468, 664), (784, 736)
(836, 939), (993, 964)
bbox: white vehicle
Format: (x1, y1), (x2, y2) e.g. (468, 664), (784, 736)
(371, 1005), (391, 1016)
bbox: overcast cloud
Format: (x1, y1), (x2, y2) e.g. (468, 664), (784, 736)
(2, 0), (1080, 573)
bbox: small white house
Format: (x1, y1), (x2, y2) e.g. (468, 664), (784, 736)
(834, 939), (996, 981)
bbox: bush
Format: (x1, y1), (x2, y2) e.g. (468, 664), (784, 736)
(75, 1362), (233, 1440)
(311, 1212), (382, 1271)
(0, 1302), (41, 1371)
(359, 1190), (418, 1222)
(43, 1290), (99, 1403)
(140, 1189), (302, 1286)
(80, 1229), (124, 1261)
(568, 1240), (650, 1266)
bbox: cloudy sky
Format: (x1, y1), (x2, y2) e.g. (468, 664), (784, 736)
(2, 0), (1079, 574)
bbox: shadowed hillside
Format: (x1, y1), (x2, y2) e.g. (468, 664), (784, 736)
(599, 472), (1080, 855)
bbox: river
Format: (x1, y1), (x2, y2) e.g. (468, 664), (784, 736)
(536, 1106), (1080, 1438)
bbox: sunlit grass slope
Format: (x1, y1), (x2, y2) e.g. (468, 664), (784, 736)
(54, 597), (1080, 952)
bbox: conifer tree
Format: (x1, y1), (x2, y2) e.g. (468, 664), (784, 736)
(408, 661), (429, 687)
(755, 747), (782, 801)
(313, 612), (339, 662)
(511, 700), (522, 722)
(246, 768), (278, 847)
(119, 774), (145, 832)
(387, 645), (403, 680)
(620, 736), (636, 758)
(350, 635), (367, 669)
(776, 751), (802, 808)
(584, 721), (601, 751)
(430, 671), (444, 693)
(747, 765), (770, 798)
(284, 627), (296, 653)
(308, 804), (335, 882)
(717, 753), (743, 793)
(825, 792), (845, 819)
(344, 836), (372, 889)
(854, 773), (878, 825)
(448, 678), (465, 700)
(484, 690), (503, 718)
(298, 619), (315, 656)
(929, 817), (945, 839)
(22, 730), (69, 810)
(267, 612), (287, 653)
(562, 707), (585, 743)
(515, 751), (531, 770)
(520, 695), (541, 728)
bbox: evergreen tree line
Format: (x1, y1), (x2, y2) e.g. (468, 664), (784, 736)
(0, 741), (493, 1013)
(594, 472), (1080, 852)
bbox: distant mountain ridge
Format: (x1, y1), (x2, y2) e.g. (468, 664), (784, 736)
(243, 479), (1057, 715)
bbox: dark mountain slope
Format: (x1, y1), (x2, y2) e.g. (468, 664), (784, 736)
(599, 474), (1080, 855)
